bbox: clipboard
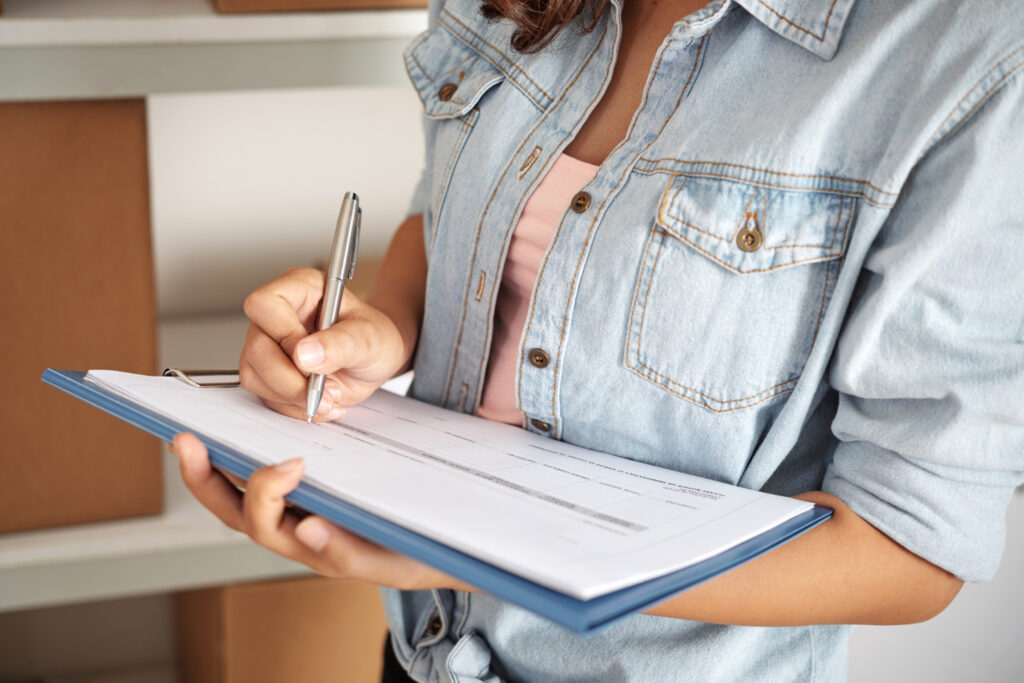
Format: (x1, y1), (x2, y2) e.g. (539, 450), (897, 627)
(42, 368), (833, 634)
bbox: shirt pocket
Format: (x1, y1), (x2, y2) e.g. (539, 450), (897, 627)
(405, 26), (504, 248)
(625, 172), (855, 413)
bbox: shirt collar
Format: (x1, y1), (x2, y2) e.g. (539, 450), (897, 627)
(733, 0), (857, 60)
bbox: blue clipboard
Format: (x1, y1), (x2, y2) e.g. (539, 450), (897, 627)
(42, 368), (832, 634)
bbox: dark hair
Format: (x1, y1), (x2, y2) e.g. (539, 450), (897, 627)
(479, 0), (610, 53)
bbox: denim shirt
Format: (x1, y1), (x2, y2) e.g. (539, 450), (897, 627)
(383, 0), (1024, 680)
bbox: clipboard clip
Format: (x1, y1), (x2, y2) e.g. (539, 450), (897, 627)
(163, 368), (241, 388)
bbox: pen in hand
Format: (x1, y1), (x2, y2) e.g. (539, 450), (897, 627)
(306, 192), (361, 423)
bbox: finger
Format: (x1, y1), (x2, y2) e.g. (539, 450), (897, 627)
(241, 459), (322, 560)
(173, 433), (246, 531)
(239, 329), (346, 422)
(239, 323), (307, 404)
(263, 393), (346, 423)
(293, 516), (456, 588)
(243, 267), (325, 354)
(295, 317), (391, 380)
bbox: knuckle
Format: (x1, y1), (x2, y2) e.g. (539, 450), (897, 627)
(328, 554), (353, 577)
(242, 290), (264, 320)
(238, 361), (256, 391)
(247, 523), (270, 546)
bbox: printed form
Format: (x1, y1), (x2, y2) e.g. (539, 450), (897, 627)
(88, 370), (811, 600)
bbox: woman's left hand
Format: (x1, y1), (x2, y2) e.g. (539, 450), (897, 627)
(171, 432), (472, 591)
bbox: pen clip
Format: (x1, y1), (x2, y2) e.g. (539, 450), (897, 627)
(328, 192), (361, 281)
(345, 206), (361, 279)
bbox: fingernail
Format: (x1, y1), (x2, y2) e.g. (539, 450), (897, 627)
(316, 399), (333, 416)
(276, 458), (303, 473)
(325, 405), (346, 421)
(297, 340), (324, 368)
(296, 519), (330, 552)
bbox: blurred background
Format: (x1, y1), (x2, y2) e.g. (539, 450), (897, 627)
(0, 1), (1021, 682)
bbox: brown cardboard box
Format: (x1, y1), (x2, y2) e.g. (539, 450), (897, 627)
(0, 99), (162, 533)
(213, 0), (426, 12)
(176, 576), (389, 683)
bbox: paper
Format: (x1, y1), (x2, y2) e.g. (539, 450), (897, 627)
(87, 370), (812, 600)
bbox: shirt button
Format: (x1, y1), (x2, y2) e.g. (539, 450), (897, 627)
(531, 418), (552, 432)
(438, 83), (457, 102)
(736, 212), (762, 252)
(736, 227), (762, 252)
(528, 348), (550, 368)
(570, 191), (591, 213)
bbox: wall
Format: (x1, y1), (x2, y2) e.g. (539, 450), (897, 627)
(149, 85), (423, 317)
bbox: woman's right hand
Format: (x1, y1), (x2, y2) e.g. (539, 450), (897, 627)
(239, 266), (409, 422)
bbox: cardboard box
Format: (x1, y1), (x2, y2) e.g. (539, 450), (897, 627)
(176, 576), (389, 683)
(213, 0), (427, 12)
(0, 99), (162, 533)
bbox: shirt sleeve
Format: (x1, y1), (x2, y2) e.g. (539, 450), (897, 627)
(822, 72), (1024, 583)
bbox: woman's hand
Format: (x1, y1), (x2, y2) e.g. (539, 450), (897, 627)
(172, 432), (471, 591)
(239, 266), (408, 422)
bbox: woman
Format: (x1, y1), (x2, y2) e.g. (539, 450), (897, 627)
(173, 0), (1024, 680)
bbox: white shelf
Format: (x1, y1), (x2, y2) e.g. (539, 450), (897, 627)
(0, 312), (412, 614)
(0, 0), (427, 101)
(0, 0), (427, 46)
(0, 314), (311, 613)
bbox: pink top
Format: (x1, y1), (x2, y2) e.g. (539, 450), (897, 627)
(476, 153), (599, 425)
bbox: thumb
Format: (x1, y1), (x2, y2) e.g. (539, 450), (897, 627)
(294, 318), (382, 376)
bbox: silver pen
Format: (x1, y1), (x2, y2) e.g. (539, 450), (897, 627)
(305, 192), (361, 422)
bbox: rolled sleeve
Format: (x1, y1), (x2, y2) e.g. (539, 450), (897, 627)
(823, 73), (1024, 582)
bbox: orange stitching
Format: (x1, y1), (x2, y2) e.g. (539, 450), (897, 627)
(474, 270), (486, 301)
(547, 36), (709, 425)
(626, 211), (848, 413)
(658, 178), (852, 262)
(637, 158), (898, 197)
(626, 364), (797, 413)
(765, 193), (847, 250)
(440, 9), (552, 105)
(406, 32), (432, 86)
(518, 146), (542, 179)
(656, 173), (683, 237)
(626, 228), (805, 410)
(625, 227), (664, 371)
(412, 47), (474, 87)
(478, 29), (611, 413)
(638, 360), (800, 406)
(755, 0), (840, 43)
(445, 17), (610, 406)
(430, 110), (478, 252)
(642, 168), (894, 208)
(930, 48), (1024, 149)
(929, 45), (1024, 147)
(496, 25), (615, 411)
(674, 231), (842, 273)
(435, 54), (475, 83)
(634, 230), (666, 357)
(730, 190), (763, 244)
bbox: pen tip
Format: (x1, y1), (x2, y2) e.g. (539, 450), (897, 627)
(306, 416), (313, 424)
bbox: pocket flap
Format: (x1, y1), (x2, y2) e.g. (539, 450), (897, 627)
(405, 26), (504, 119)
(656, 173), (853, 273)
